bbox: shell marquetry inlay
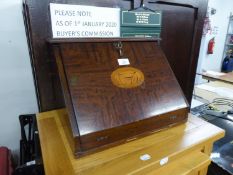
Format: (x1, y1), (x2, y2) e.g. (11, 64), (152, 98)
(111, 67), (145, 89)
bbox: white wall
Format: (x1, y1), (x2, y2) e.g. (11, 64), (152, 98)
(195, 0), (233, 84)
(0, 0), (38, 156)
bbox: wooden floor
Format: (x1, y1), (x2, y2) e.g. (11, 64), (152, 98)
(37, 109), (225, 175)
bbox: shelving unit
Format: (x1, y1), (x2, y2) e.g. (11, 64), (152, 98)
(222, 13), (233, 61)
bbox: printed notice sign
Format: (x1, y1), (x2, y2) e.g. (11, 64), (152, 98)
(50, 3), (120, 38)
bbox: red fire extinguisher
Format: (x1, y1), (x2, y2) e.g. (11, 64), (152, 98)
(207, 37), (215, 54)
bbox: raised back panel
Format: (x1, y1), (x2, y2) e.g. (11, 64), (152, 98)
(23, 0), (208, 111)
(159, 4), (196, 98)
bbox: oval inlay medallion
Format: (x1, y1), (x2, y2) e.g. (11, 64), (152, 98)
(111, 67), (144, 88)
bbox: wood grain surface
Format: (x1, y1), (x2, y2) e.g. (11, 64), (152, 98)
(202, 72), (233, 84)
(52, 40), (189, 156)
(23, 0), (208, 111)
(147, 151), (211, 175)
(37, 109), (225, 175)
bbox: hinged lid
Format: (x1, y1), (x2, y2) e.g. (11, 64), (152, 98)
(50, 39), (189, 156)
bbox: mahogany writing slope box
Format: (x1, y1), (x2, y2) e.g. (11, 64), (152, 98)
(49, 38), (189, 158)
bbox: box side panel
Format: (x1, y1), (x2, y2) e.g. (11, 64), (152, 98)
(53, 45), (81, 153)
(78, 107), (188, 156)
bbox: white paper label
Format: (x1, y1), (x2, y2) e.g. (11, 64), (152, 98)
(160, 157), (169, 166)
(50, 3), (120, 38)
(118, 58), (130, 66)
(26, 160), (36, 166)
(140, 154), (151, 161)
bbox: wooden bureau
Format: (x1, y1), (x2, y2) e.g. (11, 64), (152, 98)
(49, 39), (189, 157)
(37, 109), (224, 175)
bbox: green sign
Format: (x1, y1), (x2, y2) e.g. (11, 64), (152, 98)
(121, 10), (162, 27)
(121, 9), (162, 38)
(121, 27), (160, 38)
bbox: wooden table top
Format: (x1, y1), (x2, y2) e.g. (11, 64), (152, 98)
(201, 72), (233, 84)
(37, 109), (224, 175)
(194, 81), (233, 103)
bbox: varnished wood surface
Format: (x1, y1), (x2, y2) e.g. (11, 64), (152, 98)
(52, 41), (189, 155)
(201, 72), (233, 84)
(23, 0), (208, 111)
(37, 109), (224, 175)
(48, 37), (161, 43)
(147, 151), (210, 175)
